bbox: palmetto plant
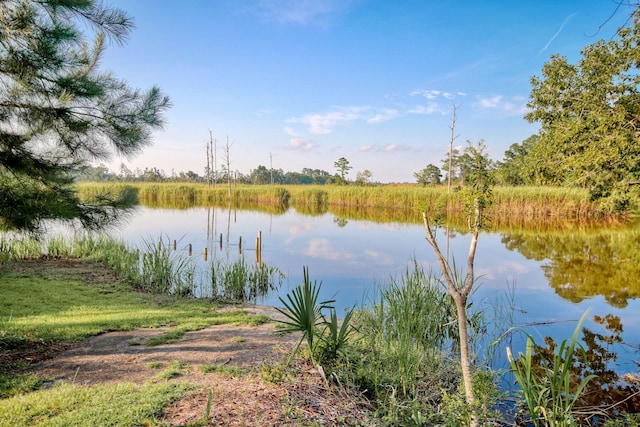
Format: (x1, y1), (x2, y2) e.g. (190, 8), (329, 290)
(275, 266), (335, 364)
(319, 306), (354, 364)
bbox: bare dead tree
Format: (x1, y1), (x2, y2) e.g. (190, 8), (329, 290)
(209, 130), (216, 190)
(270, 152), (274, 185)
(448, 103), (459, 193)
(223, 136), (234, 198)
(206, 134), (211, 188)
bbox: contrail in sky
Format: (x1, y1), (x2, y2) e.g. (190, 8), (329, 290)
(540, 12), (578, 53)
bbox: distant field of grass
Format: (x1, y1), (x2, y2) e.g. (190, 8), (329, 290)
(76, 182), (612, 221)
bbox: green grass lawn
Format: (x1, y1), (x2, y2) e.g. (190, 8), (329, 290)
(0, 258), (269, 426)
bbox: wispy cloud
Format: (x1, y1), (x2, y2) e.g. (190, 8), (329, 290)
(408, 103), (447, 115)
(358, 143), (414, 153)
(367, 108), (399, 124)
(287, 138), (318, 151)
(411, 89), (466, 100)
(285, 107), (364, 134)
(286, 105), (402, 135)
(283, 126), (297, 136)
(248, 0), (357, 25)
(541, 12), (578, 53)
(473, 94), (528, 116)
(477, 95), (503, 108)
(383, 144), (411, 152)
(303, 238), (357, 262)
(408, 89), (466, 116)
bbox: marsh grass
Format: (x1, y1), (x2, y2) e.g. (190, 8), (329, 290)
(76, 183), (615, 225)
(208, 255), (284, 302)
(0, 381), (193, 427)
(131, 183), (291, 206)
(506, 310), (596, 427)
(341, 261), (472, 424)
(139, 235), (196, 296)
(0, 232), (285, 304)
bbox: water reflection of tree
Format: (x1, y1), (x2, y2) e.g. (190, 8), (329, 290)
(333, 217), (348, 227)
(501, 230), (640, 308)
(531, 314), (640, 418)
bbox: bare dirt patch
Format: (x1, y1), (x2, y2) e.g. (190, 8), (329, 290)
(29, 305), (372, 426)
(31, 305), (295, 386)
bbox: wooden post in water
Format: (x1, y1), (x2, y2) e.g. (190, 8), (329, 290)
(257, 231), (263, 264)
(188, 243), (192, 256)
(173, 240), (176, 251)
(219, 233), (223, 250)
(203, 247), (208, 261)
(238, 236), (242, 254)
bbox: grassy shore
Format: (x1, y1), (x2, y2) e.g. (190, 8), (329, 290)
(0, 256), (273, 425)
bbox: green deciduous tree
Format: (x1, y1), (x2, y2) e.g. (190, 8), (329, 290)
(250, 165), (271, 184)
(0, 0), (170, 232)
(414, 164), (442, 186)
(526, 8), (640, 211)
(495, 134), (539, 186)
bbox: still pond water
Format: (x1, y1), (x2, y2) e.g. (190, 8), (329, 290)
(114, 205), (640, 374)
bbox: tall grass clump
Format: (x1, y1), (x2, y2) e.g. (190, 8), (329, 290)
(0, 234), (42, 261)
(342, 261), (467, 424)
(208, 256), (284, 302)
(138, 236), (196, 296)
(506, 310), (596, 427)
(75, 182), (139, 204)
(130, 183), (292, 207)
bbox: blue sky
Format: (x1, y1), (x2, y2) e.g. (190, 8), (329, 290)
(100, 0), (632, 182)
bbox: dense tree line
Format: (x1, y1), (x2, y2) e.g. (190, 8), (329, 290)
(77, 156), (376, 185)
(76, 163), (374, 186)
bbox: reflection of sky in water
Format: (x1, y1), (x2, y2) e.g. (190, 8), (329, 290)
(113, 206), (640, 373)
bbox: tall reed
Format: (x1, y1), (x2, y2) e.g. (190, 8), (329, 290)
(347, 261), (461, 422)
(77, 182), (617, 225)
(506, 310), (596, 427)
(208, 256), (284, 302)
(137, 236), (196, 296)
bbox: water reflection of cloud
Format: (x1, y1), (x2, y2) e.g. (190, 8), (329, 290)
(303, 238), (357, 263)
(289, 222), (314, 235)
(284, 222), (315, 244)
(364, 250), (395, 265)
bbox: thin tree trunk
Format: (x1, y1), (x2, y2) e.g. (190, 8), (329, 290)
(453, 292), (475, 414)
(423, 212), (479, 427)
